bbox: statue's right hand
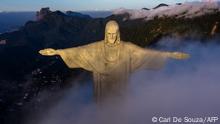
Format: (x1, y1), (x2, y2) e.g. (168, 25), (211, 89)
(170, 52), (190, 60)
(39, 48), (57, 56)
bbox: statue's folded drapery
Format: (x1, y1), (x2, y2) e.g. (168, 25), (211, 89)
(58, 41), (168, 100)
(58, 42), (100, 72)
(58, 41), (167, 72)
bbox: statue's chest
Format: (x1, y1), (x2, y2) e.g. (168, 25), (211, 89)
(92, 43), (130, 74)
(102, 50), (130, 74)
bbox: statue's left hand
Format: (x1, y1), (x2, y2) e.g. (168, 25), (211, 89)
(170, 52), (190, 60)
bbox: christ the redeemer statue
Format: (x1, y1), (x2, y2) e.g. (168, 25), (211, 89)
(39, 20), (189, 101)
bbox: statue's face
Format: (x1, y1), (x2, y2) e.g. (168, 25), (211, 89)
(106, 26), (118, 44)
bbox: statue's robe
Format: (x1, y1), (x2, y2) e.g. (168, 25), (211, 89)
(58, 41), (167, 101)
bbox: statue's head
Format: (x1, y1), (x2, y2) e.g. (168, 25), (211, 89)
(104, 20), (120, 46)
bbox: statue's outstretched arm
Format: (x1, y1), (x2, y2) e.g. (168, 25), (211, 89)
(39, 47), (94, 71)
(39, 48), (79, 69)
(128, 42), (190, 60)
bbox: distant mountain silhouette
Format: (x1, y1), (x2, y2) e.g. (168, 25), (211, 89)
(142, 8), (150, 10)
(153, 3), (169, 9)
(66, 11), (92, 18)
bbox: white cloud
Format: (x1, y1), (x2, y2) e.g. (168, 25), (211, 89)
(113, 2), (220, 20)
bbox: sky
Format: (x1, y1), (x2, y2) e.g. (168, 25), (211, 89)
(0, 0), (208, 12)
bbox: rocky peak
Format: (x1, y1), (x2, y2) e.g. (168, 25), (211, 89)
(36, 7), (52, 21)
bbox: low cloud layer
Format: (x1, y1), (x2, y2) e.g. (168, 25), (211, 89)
(26, 38), (220, 124)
